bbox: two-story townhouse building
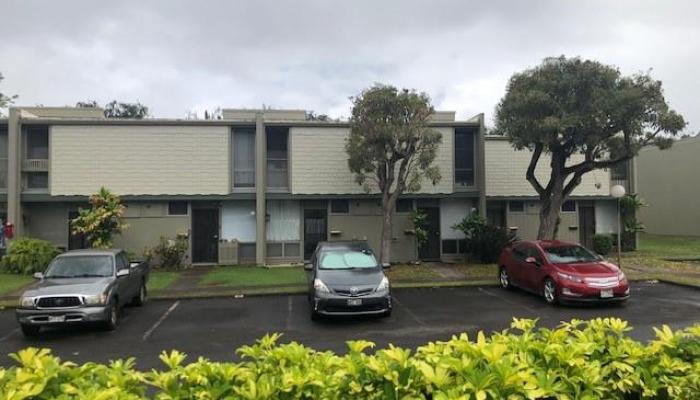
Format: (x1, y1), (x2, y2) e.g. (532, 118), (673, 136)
(0, 106), (627, 265)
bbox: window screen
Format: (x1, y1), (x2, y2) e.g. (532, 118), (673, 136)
(233, 128), (255, 187)
(330, 200), (349, 213)
(454, 128), (475, 188)
(561, 201), (576, 212)
(509, 201), (524, 212)
(168, 201), (188, 215)
(396, 199), (413, 213)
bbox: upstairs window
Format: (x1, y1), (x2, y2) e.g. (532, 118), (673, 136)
(233, 128), (255, 188)
(24, 126), (49, 159)
(266, 127), (288, 190)
(454, 128), (475, 188)
(26, 172), (48, 189)
(610, 161), (628, 180)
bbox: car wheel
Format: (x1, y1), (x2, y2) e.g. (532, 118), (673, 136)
(382, 308), (392, 318)
(20, 324), (40, 337)
(103, 301), (119, 331)
(543, 278), (558, 305)
(310, 309), (320, 321)
(132, 282), (147, 307)
(499, 267), (511, 289)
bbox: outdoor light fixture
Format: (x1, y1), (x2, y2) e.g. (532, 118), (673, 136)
(610, 184), (626, 268)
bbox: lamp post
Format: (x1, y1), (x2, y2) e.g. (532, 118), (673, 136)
(610, 184), (626, 268)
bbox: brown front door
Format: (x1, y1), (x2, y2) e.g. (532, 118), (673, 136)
(418, 206), (441, 261)
(192, 208), (219, 263)
(579, 204), (596, 248)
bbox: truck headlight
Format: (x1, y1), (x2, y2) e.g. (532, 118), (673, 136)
(376, 276), (390, 291)
(83, 294), (107, 306)
(19, 297), (35, 308)
(313, 279), (330, 293)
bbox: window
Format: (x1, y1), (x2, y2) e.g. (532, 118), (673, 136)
(233, 128), (255, 188)
(25, 126), (49, 159)
(561, 200), (576, 212)
(610, 161), (628, 180)
(330, 200), (349, 214)
(266, 127), (289, 190)
(442, 240), (458, 254)
(396, 199), (413, 213)
(26, 172), (48, 189)
(168, 201), (188, 215)
(319, 249), (377, 270)
(509, 201), (524, 213)
(454, 128), (475, 188)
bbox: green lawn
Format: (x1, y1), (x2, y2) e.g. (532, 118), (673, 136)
(0, 273), (34, 296)
(635, 234), (700, 258)
(200, 266), (307, 287)
(147, 271), (182, 292)
(386, 264), (443, 281)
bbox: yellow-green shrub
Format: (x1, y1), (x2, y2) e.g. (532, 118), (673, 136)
(1, 319), (698, 399)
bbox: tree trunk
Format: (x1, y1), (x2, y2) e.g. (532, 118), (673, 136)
(380, 192), (396, 263)
(537, 158), (566, 240)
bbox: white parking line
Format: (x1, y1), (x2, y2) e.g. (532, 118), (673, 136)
(285, 296), (293, 330)
(392, 296), (426, 325)
(0, 328), (19, 342)
(477, 287), (541, 315)
(142, 301), (179, 341)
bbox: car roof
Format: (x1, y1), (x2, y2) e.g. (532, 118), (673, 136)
(58, 249), (123, 257)
(316, 241), (372, 251)
(522, 240), (579, 249)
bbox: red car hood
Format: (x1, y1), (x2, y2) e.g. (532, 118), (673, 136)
(557, 261), (620, 276)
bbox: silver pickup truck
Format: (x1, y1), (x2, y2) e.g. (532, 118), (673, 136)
(15, 249), (149, 337)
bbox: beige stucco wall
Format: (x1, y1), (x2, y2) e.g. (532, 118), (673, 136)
(637, 136), (700, 236)
(23, 203), (73, 247)
(327, 199), (415, 262)
(506, 201), (579, 243)
(485, 139), (610, 197)
(114, 202), (190, 256)
(290, 126), (454, 195)
(50, 125), (229, 195)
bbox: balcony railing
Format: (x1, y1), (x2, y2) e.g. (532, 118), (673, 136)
(22, 159), (49, 171)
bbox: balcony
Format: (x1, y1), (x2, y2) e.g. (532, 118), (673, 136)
(22, 159), (49, 172)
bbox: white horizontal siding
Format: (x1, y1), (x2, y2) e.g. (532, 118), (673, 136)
(290, 126), (454, 194)
(50, 125), (229, 195)
(485, 139), (610, 197)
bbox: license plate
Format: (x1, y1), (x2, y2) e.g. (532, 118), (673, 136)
(48, 315), (65, 323)
(600, 289), (613, 298)
(347, 299), (362, 306)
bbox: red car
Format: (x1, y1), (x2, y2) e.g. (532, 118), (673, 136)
(498, 240), (630, 304)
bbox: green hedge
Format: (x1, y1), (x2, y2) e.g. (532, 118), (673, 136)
(1, 319), (698, 399)
(1, 237), (61, 275)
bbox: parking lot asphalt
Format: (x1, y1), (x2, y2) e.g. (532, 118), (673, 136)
(0, 281), (698, 370)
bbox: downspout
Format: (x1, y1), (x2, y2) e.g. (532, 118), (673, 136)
(255, 113), (266, 265)
(476, 113), (487, 215)
(7, 108), (22, 237)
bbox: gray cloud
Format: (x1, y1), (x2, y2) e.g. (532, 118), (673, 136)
(1, 0), (698, 131)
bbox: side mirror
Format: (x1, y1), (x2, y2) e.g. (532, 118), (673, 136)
(382, 262), (391, 269)
(303, 263), (313, 271)
(524, 256), (540, 266)
(33, 272), (44, 279)
(116, 269), (130, 277)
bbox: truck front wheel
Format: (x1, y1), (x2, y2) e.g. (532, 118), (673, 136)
(103, 301), (119, 331)
(20, 324), (40, 337)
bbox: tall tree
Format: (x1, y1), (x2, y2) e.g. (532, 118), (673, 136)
(103, 101), (149, 119)
(346, 84), (442, 262)
(0, 73), (18, 116)
(494, 56), (686, 239)
(76, 100), (150, 119)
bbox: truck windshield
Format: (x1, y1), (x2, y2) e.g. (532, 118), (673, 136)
(319, 250), (378, 270)
(44, 256), (114, 278)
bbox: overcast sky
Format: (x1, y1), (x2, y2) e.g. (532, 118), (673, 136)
(1, 0), (698, 131)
